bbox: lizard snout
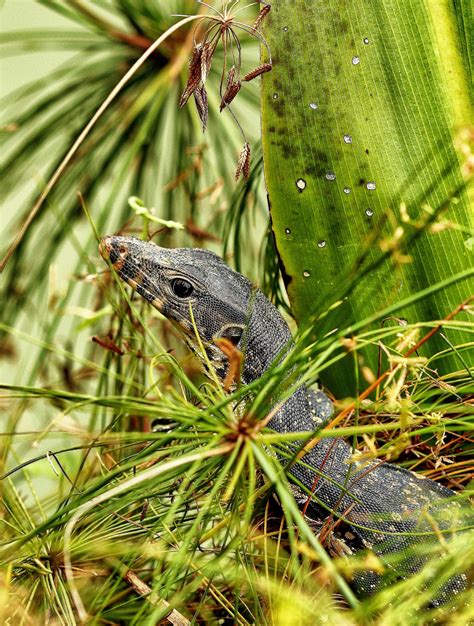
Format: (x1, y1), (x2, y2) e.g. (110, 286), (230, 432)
(98, 236), (112, 261)
(99, 236), (130, 270)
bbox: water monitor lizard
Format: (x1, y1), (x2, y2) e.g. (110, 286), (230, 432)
(99, 235), (469, 603)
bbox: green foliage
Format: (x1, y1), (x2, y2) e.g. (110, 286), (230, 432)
(261, 0), (473, 394)
(1, 2), (473, 624)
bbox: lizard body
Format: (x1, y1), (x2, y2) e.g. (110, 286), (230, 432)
(99, 235), (469, 603)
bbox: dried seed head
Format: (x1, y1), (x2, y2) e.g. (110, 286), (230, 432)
(200, 40), (214, 83)
(177, 3), (273, 180)
(235, 142), (251, 181)
(226, 66), (236, 86)
(220, 66), (241, 111)
(242, 62), (273, 82)
(194, 84), (208, 132)
(254, 4), (271, 30)
(220, 82), (241, 111)
(179, 44), (204, 108)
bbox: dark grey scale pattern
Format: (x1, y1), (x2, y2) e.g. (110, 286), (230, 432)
(102, 236), (470, 605)
(307, 388), (334, 425)
(280, 414), (469, 601)
(116, 261), (138, 284)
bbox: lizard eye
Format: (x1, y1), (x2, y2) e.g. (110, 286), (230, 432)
(171, 278), (194, 298)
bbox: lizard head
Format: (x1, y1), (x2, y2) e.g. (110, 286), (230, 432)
(99, 235), (254, 351)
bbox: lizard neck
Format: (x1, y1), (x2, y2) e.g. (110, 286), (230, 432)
(243, 290), (333, 428)
(242, 290), (294, 384)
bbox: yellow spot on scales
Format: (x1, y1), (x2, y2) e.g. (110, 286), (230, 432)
(152, 296), (165, 311)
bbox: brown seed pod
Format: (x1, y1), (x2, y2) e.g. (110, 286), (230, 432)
(194, 84), (208, 131)
(179, 44), (203, 108)
(235, 142), (251, 181)
(253, 4), (271, 30)
(220, 81), (241, 111)
(200, 40), (214, 83)
(220, 66), (241, 111)
(242, 62), (272, 82)
(226, 65), (236, 86)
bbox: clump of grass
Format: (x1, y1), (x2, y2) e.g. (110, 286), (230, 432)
(1, 1), (473, 624)
(1, 226), (472, 622)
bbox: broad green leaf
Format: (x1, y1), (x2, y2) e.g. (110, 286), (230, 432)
(262, 0), (473, 394)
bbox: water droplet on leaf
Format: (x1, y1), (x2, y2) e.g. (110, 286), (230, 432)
(325, 172), (336, 181)
(285, 228), (291, 234)
(366, 181), (376, 190)
(296, 178), (306, 191)
(352, 56), (360, 65)
(343, 134), (352, 144)
(363, 38), (369, 44)
(303, 270), (311, 277)
(273, 93), (278, 99)
(282, 26), (289, 32)
(309, 102), (318, 110)
(464, 236), (474, 251)
(318, 240), (326, 248)
(365, 208), (374, 217)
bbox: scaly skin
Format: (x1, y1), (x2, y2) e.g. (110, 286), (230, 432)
(99, 235), (469, 603)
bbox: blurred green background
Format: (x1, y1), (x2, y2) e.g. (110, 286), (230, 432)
(1, 0), (270, 502)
